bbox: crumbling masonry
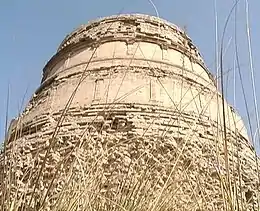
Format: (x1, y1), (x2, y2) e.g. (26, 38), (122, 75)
(1, 14), (259, 210)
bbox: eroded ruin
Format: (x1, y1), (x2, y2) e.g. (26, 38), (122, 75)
(1, 14), (259, 210)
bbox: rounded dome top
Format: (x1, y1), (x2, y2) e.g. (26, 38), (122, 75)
(43, 13), (215, 85)
(58, 14), (187, 51)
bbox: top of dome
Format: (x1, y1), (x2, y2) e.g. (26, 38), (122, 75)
(43, 13), (215, 87)
(58, 13), (187, 51)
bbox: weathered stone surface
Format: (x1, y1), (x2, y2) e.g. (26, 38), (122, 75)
(1, 14), (259, 210)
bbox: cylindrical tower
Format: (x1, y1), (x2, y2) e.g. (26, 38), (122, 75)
(2, 14), (259, 210)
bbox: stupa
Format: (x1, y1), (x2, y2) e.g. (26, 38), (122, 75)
(1, 14), (259, 210)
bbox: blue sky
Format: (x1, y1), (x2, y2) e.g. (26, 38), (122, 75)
(1, 0), (260, 149)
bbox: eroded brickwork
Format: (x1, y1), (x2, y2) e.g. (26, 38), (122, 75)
(1, 14), (259, 210)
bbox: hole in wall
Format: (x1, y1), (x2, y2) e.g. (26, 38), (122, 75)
(111, 118), (119, 130)
(245, 190), (254, 203)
